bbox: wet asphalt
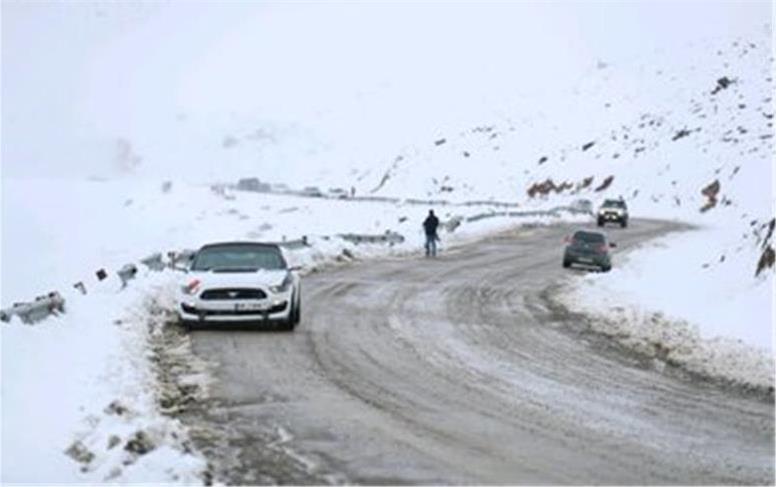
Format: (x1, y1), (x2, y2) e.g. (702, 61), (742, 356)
(184, 219), (774, 485)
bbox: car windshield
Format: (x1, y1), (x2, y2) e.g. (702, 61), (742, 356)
(573, 231), (605, 244)
(602, 200), (626, 208)
(191, 245), (286, 271)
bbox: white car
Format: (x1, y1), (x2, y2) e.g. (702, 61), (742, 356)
(177, 242), (301, 330)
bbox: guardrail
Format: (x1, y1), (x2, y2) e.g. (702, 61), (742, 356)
(140, 252), (165, 271)
(338, 231), (405, 246)
(1, 292), (66, 324)
(275, 237), (310, 250)
(465, 204), (593, 223)
(230, 181), (539, 210)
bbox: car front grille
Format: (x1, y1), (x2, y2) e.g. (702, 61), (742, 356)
(200, 288), (267, 300)
(181, 301), (288, 316)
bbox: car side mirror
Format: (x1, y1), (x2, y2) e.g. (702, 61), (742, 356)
(289, 265), (303, 272)
(609, 242), (617, 248)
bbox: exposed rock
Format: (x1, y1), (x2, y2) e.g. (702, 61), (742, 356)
(576, 176), (594, 191)
(594, 175), (614, 192)
(538, 156), (548, 165)
(124, 430), (156, 456)
(370, 171), (391, 194)
(108, 435), (122, 450)
(711, 76), (734, 95)
(104, 400), (129, 416)
(672, 128), (692, 141)
(434, 138), (447, 146)
(526, 179), (573, 198)
(700, 179), (721, 212)
(65, 440), (95, 465)
(762, 218), (775, 247)
(756, 246), (775, 277)
(582, 141), (596, 151)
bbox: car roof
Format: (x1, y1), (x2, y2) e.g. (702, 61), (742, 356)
(198, 241), (282, 250)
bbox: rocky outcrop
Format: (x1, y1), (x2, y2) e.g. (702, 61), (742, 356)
(594, 175), (614, 192)
(700, 179), (721, 212)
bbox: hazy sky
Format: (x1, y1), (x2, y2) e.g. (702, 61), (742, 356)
(1, 0), (771, 179)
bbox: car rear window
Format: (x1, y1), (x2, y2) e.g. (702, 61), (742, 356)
(573, 231), (605, 243)
(192, 245), (286, 271)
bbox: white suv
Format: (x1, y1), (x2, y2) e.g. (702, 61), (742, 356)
(597, 199), (629, 228)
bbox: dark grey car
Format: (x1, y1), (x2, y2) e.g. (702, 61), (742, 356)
(562, 230), (615, 272)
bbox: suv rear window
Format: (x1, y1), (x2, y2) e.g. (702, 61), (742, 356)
(573, 231), (605, 243)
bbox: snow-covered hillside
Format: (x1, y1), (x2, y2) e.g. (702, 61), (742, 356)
(1, 1), (773, 484)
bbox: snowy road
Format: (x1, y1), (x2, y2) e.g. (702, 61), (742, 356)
(185, 219), (774, 485)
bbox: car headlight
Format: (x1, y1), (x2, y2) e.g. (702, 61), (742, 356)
(181, 279), (201, 295)
(269, 273), (293, 293)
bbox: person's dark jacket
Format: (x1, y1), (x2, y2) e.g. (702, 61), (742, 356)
(423, 214), (440, 237)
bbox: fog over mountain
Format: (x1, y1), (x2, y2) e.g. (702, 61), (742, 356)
(2, 1), (769, 181)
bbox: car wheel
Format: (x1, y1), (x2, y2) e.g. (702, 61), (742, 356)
(180, 319), (197, 331)
(563, 259), (572, 268)
(292, 299), (301, 325)
(601, 264), (612, 272)
(621, 219), (628, 228)
(280, 319), (296, 332)
(597, 219), (604, 227)
(280, 296), (299, 332)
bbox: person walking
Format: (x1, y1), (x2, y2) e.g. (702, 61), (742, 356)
(422, 210), (440, 257)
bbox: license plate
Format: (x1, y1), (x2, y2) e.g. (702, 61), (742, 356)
(578, 257), (594, 263)
(234, 302), (265, 311)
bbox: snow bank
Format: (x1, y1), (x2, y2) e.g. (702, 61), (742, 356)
(565, 227), (774, 349)
(1, 271), (206, 483)
(557, 226), (774, 391)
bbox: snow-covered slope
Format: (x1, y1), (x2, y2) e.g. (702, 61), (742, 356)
(1, 2), (772, 483)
